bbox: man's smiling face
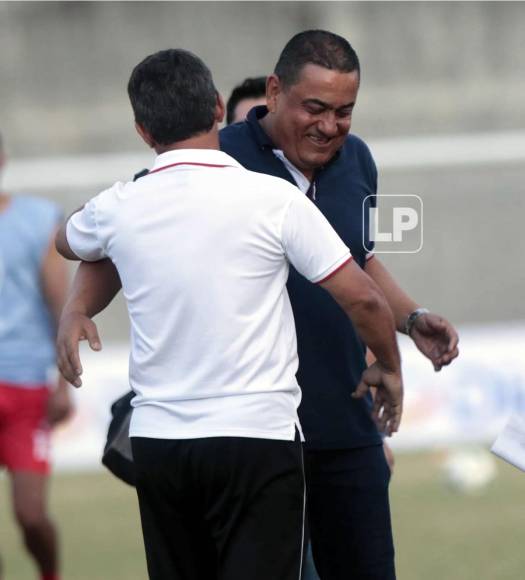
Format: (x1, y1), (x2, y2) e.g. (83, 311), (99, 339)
(266, 64), (360, 179)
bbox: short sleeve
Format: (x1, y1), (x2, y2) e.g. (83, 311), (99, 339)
(281, 192), (352, 284)
(66, 198), (107, 261)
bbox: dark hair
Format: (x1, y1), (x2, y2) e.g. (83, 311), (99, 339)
(128, 49), (218, 145)
(226, 76), (267, 125)
(274, 30), (360, 89)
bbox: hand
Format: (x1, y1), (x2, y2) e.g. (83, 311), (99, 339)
(410, 313), (459, 371)
(57, 311), (102, 387)
(353, 362), (403, 436)
(47, 382), (74, 426)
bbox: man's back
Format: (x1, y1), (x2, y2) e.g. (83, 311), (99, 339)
(67, 149), (351, 441)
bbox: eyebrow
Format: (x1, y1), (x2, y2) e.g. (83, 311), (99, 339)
(302, 98), (355, 111)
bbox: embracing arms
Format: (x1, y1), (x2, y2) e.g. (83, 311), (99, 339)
(364, 256), (459, 371)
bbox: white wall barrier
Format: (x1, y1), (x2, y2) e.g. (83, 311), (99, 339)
(7, 131), (525, 194)
(51, 323), (525, 471)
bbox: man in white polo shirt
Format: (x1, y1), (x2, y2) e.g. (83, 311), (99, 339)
(56, 49), (402, 580)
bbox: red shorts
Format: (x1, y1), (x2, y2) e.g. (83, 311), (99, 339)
(0, 382), (51, 474)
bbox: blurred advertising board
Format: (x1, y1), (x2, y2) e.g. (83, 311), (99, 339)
(51, 323), (525, 470)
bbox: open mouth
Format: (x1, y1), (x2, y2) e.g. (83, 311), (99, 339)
(307, 134), (331, 147)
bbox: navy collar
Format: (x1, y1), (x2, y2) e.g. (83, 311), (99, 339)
(246, 105), (275, 150)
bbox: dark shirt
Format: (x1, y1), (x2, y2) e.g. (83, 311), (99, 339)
(220, 106), (381, 450)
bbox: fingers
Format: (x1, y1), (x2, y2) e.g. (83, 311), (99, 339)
(56, 315), (102, 388)
(447, 330), (459, 353)
(373, 395), (402, 437)
(434, 345), (460, 371)
(352, 379), (370, 399)
(84, 319), (102, 352)
(58, 337), (83, 387)
(429, 316), (459, 357)
(354, 363), (403, 436)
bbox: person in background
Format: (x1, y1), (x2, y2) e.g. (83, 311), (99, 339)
(226, 76), (267, 125)
(0, 133), (72, 580)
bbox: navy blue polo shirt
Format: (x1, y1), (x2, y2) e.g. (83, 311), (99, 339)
(220, 106), (381, 450)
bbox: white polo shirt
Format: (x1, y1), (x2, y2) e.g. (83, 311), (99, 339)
(67, 149), (352, 441)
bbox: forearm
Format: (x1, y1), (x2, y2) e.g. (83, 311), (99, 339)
(42, 263), (68, 330)
(320, 261), (401, 373)
(64, 260), (121, 318)
(41, 231), (69, 332)
(365, 257), (419, 333)
(346, 289), (401, 374)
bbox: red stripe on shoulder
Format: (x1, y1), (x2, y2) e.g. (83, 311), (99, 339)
(316, 256), (353, 284)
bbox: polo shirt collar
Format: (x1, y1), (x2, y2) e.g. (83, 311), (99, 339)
(150, 148), (243, 174)
(246, 106), (275, 149)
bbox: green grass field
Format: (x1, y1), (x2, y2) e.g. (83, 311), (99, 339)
(1, 451), (524, 580)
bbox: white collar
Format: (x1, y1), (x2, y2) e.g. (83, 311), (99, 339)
(272, 150), (311, 195)
(150, 149), (243, 174)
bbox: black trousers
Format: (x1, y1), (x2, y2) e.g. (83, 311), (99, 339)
(304, 445), (395, 580)
(131, 435), (305, 580)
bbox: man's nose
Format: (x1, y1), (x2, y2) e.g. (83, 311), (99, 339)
(318, 113), (340, 138)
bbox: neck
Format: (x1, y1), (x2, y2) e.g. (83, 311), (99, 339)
(154, 127), (220, 155)
(259, 114), (314, 181)
(259, 112), (279, 150)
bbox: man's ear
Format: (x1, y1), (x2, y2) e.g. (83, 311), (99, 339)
(135, 122), (156, 149)
(266, 74), (282, 114)
(215, 92), (225, 124)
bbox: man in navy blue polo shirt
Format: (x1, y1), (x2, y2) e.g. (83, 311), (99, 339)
(57, 31), (458, 580)
(219, 31), (458, 580)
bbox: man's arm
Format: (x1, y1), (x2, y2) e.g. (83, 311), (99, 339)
(320, 260), (403, 435)
(40, 231), (73, 425)
(365, 256), (459, 371)
(364, 256), (418, 331)
(54, 197), (123, 386)
(55, 207), (83, 260)
(56, 260), (121, 387)
(281, 190), (403, 434)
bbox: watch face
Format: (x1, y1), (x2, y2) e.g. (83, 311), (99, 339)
(407, 309), (429, 334)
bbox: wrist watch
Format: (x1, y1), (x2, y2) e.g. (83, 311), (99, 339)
(405, 308), (430, 336)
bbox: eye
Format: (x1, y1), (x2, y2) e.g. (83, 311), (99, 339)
(336, 107), (353, 119)
(304, 104), (325, 115)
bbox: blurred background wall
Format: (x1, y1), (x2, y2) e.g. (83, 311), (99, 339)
(2, 2), (525, 153)
(1, 1), (524, 336)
